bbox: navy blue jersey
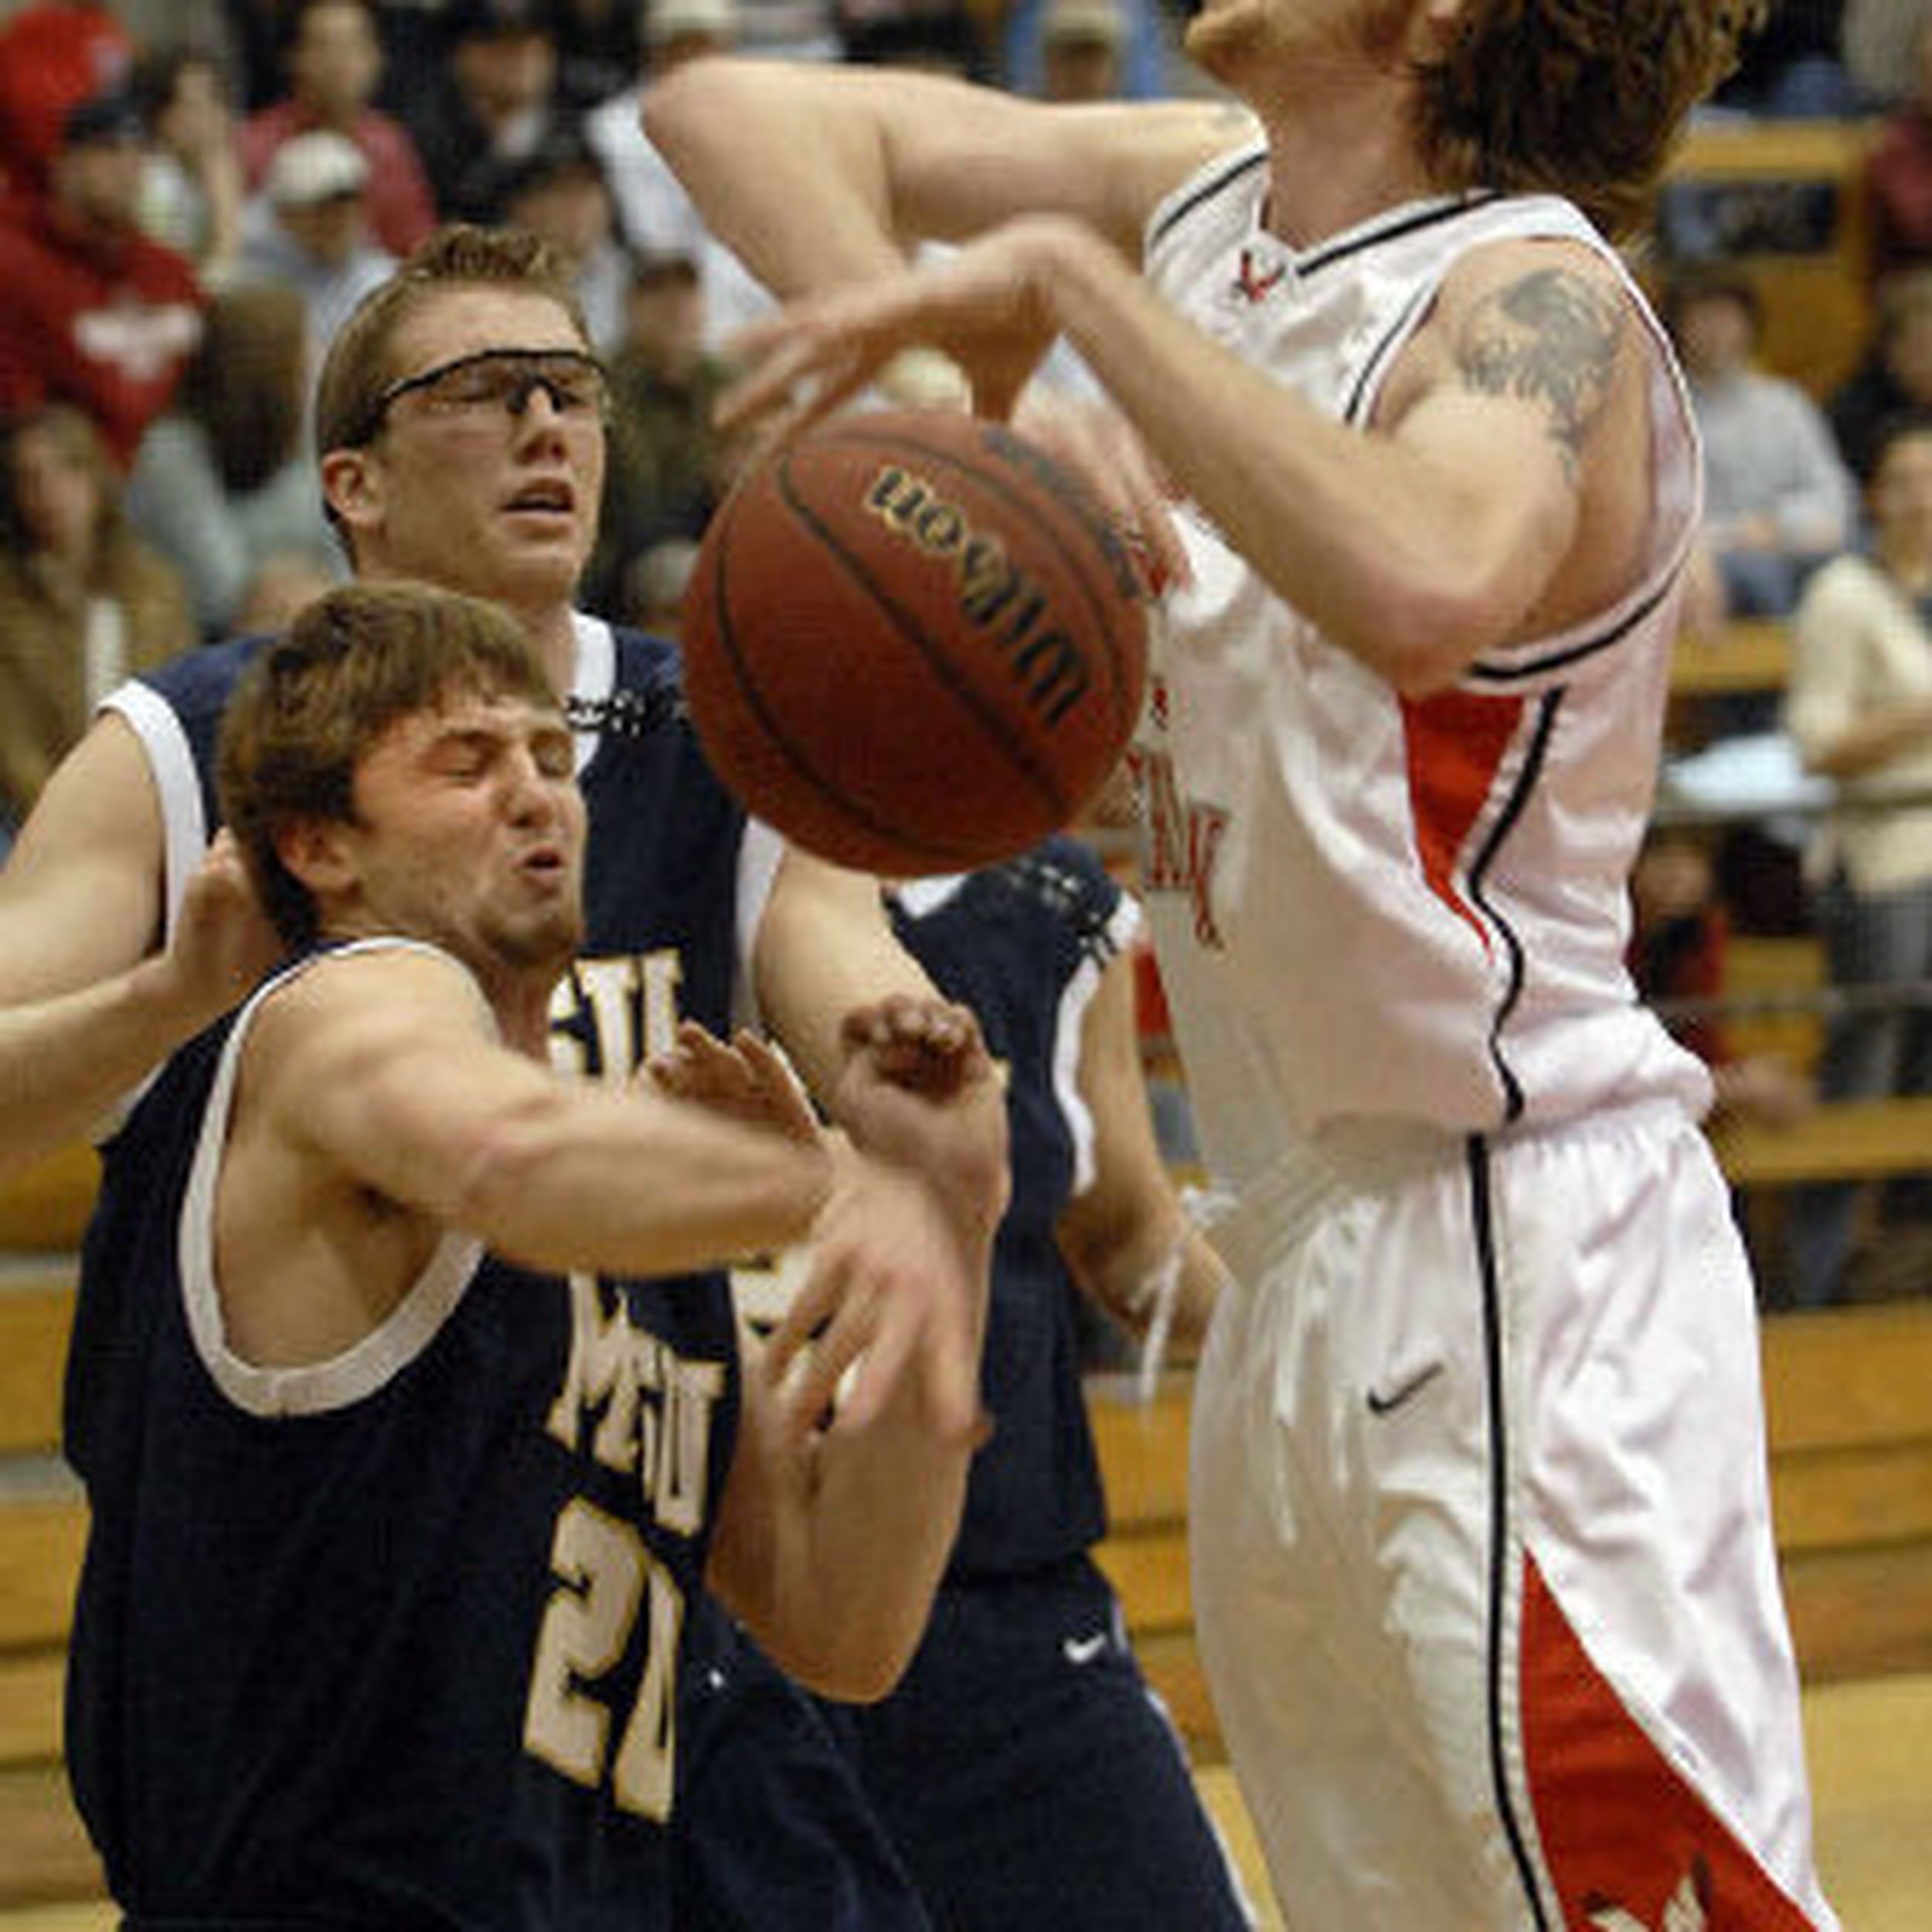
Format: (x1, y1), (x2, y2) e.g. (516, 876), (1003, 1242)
(886, 837), (1133, 1577)
(65, 947), (740, 1925)
(74, 622), (762, 1922)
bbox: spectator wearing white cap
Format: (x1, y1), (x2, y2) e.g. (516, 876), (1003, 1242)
(1036, 0), (1126, 100)
(240, 0), (437, 257)
(239, 128), (396, 373)
(1000, 0), (1172, 97)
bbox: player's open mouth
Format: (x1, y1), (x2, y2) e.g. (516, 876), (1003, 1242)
(504, 481), (576, 519)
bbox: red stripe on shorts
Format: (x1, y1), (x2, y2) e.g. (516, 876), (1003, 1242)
(1519, 1553), (1818, 1929)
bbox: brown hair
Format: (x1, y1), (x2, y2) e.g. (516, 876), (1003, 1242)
(218, 580), (561, 947)
(312, 222), (591, 458)
(0, 404), (121, 561)
(1413, 1), (1769, 239)
(180, 281), (311, 495)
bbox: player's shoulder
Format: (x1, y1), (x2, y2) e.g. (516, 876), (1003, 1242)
(1429, 226), (1630, 323)
(258, 940), (494, 1060)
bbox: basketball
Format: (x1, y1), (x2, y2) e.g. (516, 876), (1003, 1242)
(679, 409), (1149, 876)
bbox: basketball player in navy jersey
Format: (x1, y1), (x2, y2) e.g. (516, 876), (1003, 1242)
(0, 226), (980, 1927)
(63, 580), (1003, 1921)
(681, 832), (1249, 1931)
(649, 9), (1841, 1928)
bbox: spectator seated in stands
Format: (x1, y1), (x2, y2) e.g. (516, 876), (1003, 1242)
(407, 0), (572, 227)
(131, 45), (246, 294)
(1832, 268), (1932, 485)
(0, 1), (134, 197)
(1845, 0), (1932, 111)
(0, 403), (193, 848)
(0, 86), (204, 473)
(1867, 15), (1932, 288)
(1781, 410), (1932, 1305)
(1666, 264), (1858, 634)
(124, 279), (341, 638)
(1702, 0), (1862, 118)
(485, 120), (629, 351)
(238, 128), (396, 374)
(581, 0), (774, 359)
(1629, 824), (1814, 1129)
(1034, 0), (1129, 103)
(240, 0), (436, 259)
(584, 247), (746, 617)
(1000, 0), (1172, 98)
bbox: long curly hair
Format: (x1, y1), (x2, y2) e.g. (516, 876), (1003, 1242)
(1413, 1), (1769, 238)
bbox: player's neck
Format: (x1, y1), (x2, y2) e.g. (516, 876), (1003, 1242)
(1257, 98), (1440, 250)
(509, 601), (581, 696)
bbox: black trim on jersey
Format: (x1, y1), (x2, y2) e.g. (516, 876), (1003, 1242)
(1466, 569), (1681, 688)
(1146, 146), (1268, 252)
(1342, 281), (1438, 427)
(1294, 191), (1502, 282)
(1468, 1135), (1555, 1932)
(1464, 688), (1563, 1124)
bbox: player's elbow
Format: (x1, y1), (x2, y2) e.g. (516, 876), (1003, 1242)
(1355, 556), (1536, 698)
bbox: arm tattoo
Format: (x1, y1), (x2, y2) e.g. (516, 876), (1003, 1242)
(1455, 267), (1623, 483)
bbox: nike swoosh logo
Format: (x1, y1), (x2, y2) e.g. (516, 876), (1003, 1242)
(1062, 1633), (1109, 1665)
(1366, 1361), (1444, 1417)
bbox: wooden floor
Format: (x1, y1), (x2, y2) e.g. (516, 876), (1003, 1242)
(2, 1675), (1924, 1930)
(1191, 1674), (1932, 1930)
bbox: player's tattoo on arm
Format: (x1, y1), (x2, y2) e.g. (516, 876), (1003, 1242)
(1455, 268), (1623, 485)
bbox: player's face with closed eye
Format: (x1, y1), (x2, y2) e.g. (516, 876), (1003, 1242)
(338, 689), (587, 981)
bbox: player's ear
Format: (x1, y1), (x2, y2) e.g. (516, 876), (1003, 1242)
(275, 817), (358, 901)
(320, 447), (379, 535)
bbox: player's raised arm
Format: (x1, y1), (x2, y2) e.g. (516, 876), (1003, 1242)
(641, 55), (1243, 288)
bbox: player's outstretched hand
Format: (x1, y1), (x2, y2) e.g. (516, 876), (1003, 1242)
(648, 1021), (821, 1145)
(719, 218), (1071, 437)
(765, 1144), (987, 1446)
(159, 831), (284, 1029)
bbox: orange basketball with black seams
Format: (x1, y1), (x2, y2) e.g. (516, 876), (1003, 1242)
(680, 409), (1149, 876)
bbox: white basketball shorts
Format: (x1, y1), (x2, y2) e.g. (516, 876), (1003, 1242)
(1189, 1100), (1838, 1930)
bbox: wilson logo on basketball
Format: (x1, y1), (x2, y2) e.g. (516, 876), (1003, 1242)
(866, 464), (1092, 726)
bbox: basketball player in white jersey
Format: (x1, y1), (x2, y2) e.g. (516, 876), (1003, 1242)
(645, 6), (1842, 1927)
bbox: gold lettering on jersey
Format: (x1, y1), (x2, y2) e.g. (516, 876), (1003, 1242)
(546, 1275), (726, 1534)
(548, 950), (685, 1082)
(523, 1496), (687, 1821)
(1127, 745), (1228, 949)
(866, 464), (1092, 726)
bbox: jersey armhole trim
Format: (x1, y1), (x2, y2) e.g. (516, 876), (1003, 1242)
(177, 940), (489, 1418)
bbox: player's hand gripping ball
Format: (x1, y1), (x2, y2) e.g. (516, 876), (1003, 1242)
(680, 410), (1149, 876)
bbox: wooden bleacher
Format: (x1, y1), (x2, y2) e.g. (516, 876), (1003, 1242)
(1661, 119), (1876, 400)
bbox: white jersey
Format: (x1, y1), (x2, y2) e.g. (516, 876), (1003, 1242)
(1131, 146), (1711, 1187)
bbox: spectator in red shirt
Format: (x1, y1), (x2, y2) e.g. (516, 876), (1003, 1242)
(0, 88), (204, 471)
(0, 2), (132, 197)
(240, 0), (437, 258)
